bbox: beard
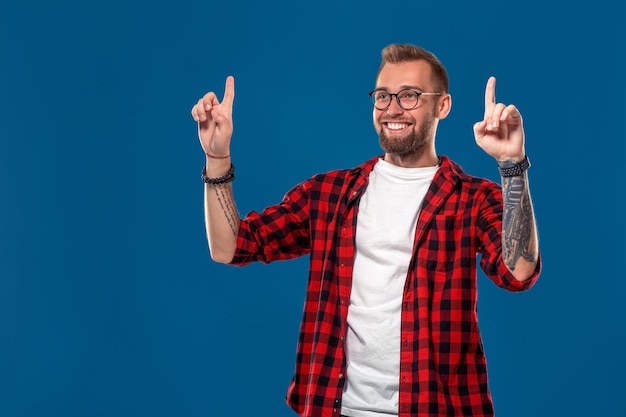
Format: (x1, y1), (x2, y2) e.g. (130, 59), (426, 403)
(378, 113), (437, 158)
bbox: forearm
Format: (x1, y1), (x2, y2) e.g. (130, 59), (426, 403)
(203, 158), (240, 263)
(501, 171), (539, 281)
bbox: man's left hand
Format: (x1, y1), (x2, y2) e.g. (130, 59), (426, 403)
(474, 76), (526, 162)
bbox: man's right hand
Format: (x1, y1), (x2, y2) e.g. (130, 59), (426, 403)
(191, 76), (235, 159)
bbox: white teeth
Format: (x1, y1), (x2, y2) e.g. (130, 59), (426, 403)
(387, 123), (408, 130)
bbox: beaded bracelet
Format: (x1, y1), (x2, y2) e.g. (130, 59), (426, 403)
(201, 163), (235, 184)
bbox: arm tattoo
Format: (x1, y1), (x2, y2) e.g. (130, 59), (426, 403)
(213, 183), (240, 237)
(501, 174), (537, 270)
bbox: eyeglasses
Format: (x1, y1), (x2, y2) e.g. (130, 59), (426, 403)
(369, 88), (443, 110)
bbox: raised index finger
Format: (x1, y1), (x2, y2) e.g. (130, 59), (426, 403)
(484, 76), (496, 119)
(222, 75), (235, 109)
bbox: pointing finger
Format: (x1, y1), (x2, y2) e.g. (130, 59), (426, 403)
(484, 76), (496, 119)
(222, 76), (235, 109)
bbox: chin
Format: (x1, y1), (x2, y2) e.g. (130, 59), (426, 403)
(379, 131), (427, 157)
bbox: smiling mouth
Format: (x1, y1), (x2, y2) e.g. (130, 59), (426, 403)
(384, 122), (411, 132)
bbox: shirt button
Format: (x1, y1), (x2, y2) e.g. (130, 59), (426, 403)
(339, 373), (344, 379)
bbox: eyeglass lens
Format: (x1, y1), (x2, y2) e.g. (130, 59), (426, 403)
(371, 89), (420, 110)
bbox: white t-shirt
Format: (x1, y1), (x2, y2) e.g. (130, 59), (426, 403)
(341, 159), (438, 417)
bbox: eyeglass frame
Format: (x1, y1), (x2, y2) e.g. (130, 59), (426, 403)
(368, 88), (444, 110)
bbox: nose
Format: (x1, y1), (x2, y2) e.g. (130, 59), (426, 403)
(386, 97), (404, 116)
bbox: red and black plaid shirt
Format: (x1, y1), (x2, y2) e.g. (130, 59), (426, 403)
(230, 155), (541, 417)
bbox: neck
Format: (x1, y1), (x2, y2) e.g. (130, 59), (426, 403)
(384, 150), (439, 168)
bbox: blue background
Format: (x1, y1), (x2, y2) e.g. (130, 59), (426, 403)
(2, 0), (625, 416)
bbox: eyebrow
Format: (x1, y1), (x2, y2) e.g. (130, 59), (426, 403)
(375, 85), (425, 92)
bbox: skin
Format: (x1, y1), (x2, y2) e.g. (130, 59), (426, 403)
(191, 62), (539, 280)
(473, 75), (539, 279)
(192, 76), (240, 263)
(372, 60), (450, 168)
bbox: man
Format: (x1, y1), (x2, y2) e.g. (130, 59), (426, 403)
(191, 44), (541, 417)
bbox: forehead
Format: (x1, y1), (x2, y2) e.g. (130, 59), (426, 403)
(376, 60), (435, 90)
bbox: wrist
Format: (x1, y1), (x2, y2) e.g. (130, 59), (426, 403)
(496, 154), (526, 166)
(205, 152), (230, 159)
(497, 155), (530, 177)
(202, 163), (235, 185)
(205, 154), (232, 177)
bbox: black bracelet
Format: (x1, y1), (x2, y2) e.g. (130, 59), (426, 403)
(202, 163), (235, 184)
(497, 156), (530, 177)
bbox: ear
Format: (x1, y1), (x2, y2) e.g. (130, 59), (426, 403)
(436, 93), (452, 120)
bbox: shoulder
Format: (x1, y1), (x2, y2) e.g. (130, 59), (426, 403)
(437, 155), (502, 203)
(438, 156), (498, 185)
(302, 155), (380, 188)
(280, 156), (380, 204)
